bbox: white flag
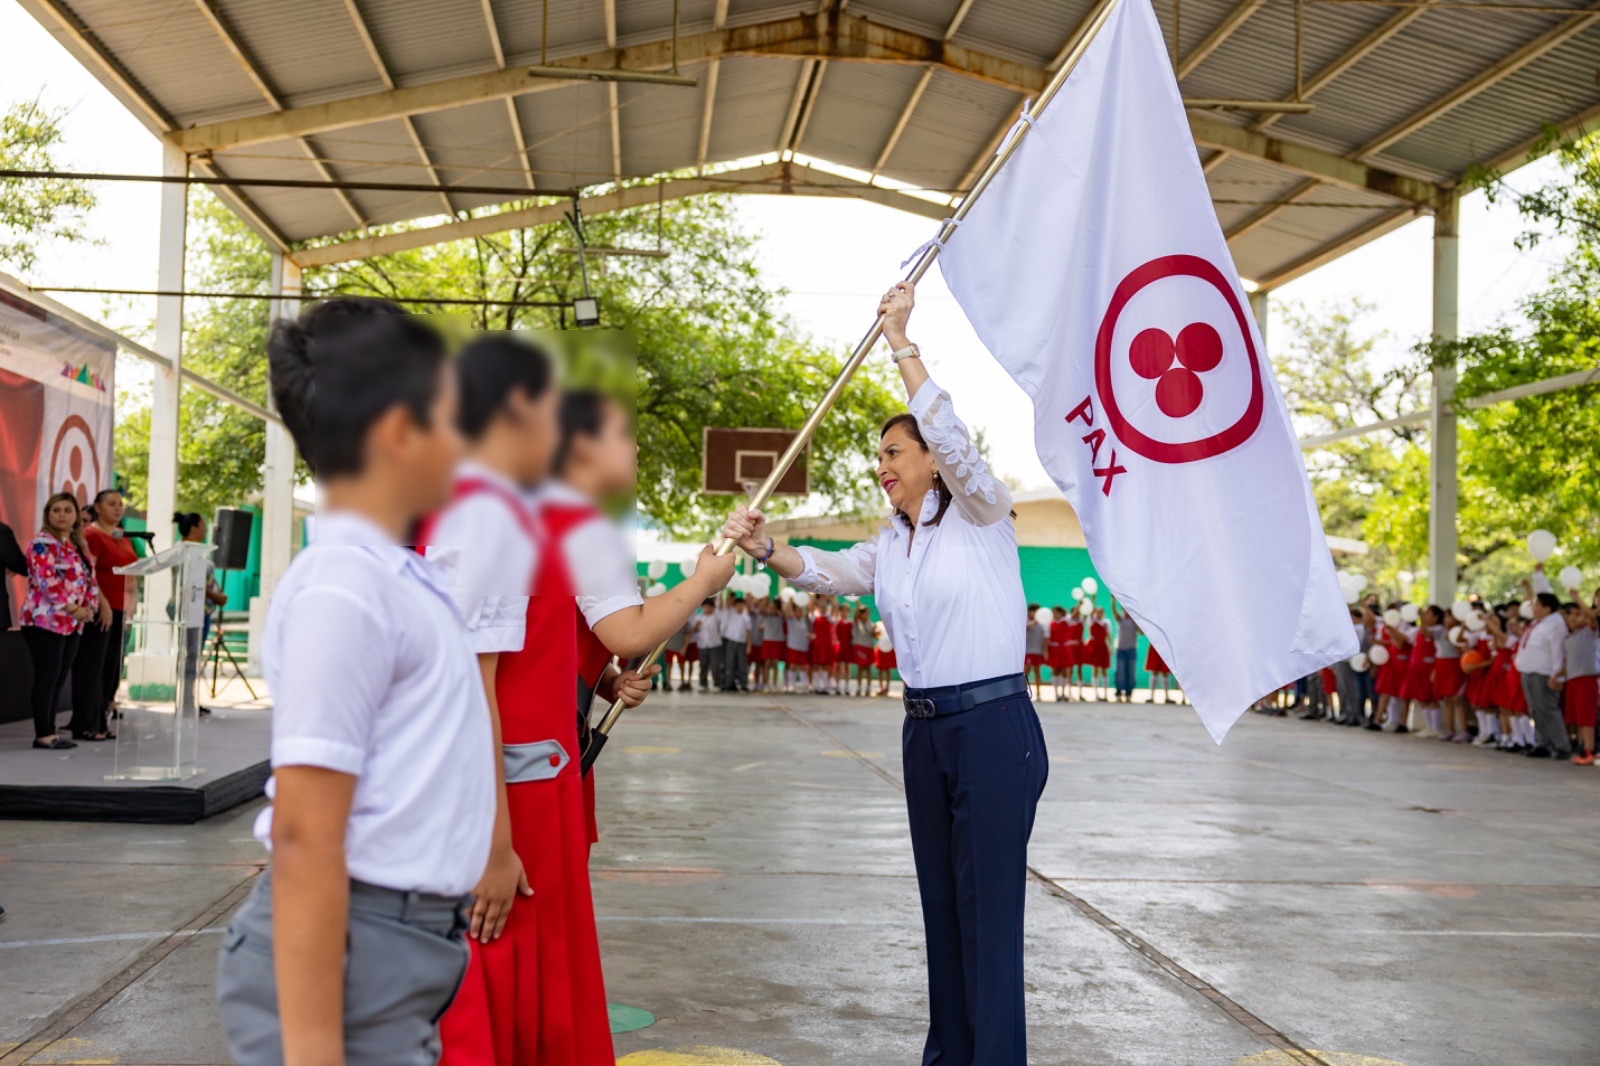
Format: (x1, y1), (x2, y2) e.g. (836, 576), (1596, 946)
(938, 0), (1357, 741)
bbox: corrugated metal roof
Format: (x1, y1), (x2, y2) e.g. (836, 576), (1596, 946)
(20, 0), (1600, 285)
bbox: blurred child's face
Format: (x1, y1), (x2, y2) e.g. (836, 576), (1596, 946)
(589, 400), (638, 496)
(514, 386), (560, 486)
(403, 368), (465, 515)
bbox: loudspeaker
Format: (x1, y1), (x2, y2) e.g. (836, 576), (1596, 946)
(213, 508), (254, 571)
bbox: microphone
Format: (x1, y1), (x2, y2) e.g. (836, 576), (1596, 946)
(112, 529), (156, 542)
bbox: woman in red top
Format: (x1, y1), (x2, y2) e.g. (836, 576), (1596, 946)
(21, 493), (101, 749)
(75, 489), (139, 739)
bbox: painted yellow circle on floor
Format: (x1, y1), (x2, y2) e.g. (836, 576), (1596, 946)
(617, 1047), (781, 1065)
(1236, 1051), (1406, 1066)
(820, 749), (883, 758)
(622, 745), (681, 754)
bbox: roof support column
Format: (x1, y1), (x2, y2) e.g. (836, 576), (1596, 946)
(145, 140), (188, 641)
(1248, 289), (1268, 352)
(250, 251), (301, 673)
(1428, 194), (1459, 605)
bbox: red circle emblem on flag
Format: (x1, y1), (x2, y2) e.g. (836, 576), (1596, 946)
(49, 414), (100, 506)
(1094, 255), (1264, 464)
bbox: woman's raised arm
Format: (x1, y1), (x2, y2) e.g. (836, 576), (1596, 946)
(878, 282), (1013, 528)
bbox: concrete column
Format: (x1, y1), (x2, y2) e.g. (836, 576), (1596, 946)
(249, 253), (302, 674)
(144, 140), (188, 639)
(1248, 289), (1269, 351)
(1428, 194), (1460, 606)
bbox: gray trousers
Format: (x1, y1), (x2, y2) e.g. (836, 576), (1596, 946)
(721, 642), (749, 689)
(700, 644), (722, 688)
(1333, 662), (1364, 723)
(217, 871), (470, 1066)
(1522, 673), (1570, 756)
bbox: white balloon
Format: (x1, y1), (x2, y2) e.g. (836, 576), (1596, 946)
(1034, 607), (1052, 626)
(778, 586), (794, 601)
(1400, 603), (1420, 623)
(1071, 588), (1084, 601)
(1383, 608), (1402, 628)
(646, 559), (668, 580)
(647, 582), (668, 598)
(678, 553), (698, 578)
(1368, 645), (1390, 666)
(1527, 529), (1557, 562)
(1352, 573), (1368, 592)
(1519, 600), (1535, 620)
(1559, 565), (1583, 590)
(1078, 601), (1094, 617)
(1451, 600), (1472, 622)
(1081, 577), (1098, 596)
(1341, 580), (1359, 605)
(1448, 625), (1463, 644)
(1349, 652), (1369, 672)
(792, 591), (811, 609)
(1466, 612), (1487, 632)
(1397, 570), (1414, 586)
(876, 635), (893, 652)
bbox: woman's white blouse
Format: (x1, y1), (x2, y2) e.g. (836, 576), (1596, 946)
(790, 377), (1023, 690)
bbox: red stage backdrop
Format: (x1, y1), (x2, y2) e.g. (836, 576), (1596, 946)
(0, 289), (116, 624)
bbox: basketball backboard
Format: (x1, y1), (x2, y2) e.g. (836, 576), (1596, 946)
(702, 427), (808, 496)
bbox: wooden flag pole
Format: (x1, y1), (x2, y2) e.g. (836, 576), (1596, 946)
(580, 0), (1125, 772)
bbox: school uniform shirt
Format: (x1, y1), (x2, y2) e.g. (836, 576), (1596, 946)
(1431, 623), (1461, 659)
(256, 511), (495, 898)
(1564, 625), (1597, 680)
(697, 612), (723, 650)
(1116, 616), (1140, 651)
(534, 480), (644, 631)
(763, 612), (787, 644)
(787, 376), (1022, 690)
(785, 615), (811, 652)
(665, 623), (689, 654)
(1025, 622), (1047, 656)
(423, 461), (536, 654)
(1516, 612), (1567, 676)
(852, 619), (876, 647)
(720, 608), (753, 644)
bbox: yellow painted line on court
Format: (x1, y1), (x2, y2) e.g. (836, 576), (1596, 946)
(1236, 1050), (1407, 1065)
(24, 1035), (119, 1063)
(617, 1047), (781, 1065)
(622, 745), (681, 755)
(820, 749), (883, 758)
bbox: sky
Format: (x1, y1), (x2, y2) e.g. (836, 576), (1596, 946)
(0, 1), (1574, 494)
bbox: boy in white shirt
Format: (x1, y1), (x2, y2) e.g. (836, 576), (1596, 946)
(217, 299), (491, 1066)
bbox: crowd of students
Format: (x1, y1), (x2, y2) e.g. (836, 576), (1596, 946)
(656, 592), (1186, 704)
(1254, 565), (1598, 765)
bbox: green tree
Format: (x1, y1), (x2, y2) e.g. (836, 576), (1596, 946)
(312, 190), (901, 533)
(1272, 299), (1430, 591)
(0, 96), (95, 272)
(116, 186), (902, 536)
(1412, 129), (1600, 592)
(114, 191), (274, 522)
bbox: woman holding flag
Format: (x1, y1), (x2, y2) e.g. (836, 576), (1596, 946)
(722, 281), (1048, 1066)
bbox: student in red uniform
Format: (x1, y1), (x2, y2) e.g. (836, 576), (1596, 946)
(541, 388), (735, 840)
(421, 342), (683, 1066)
(810, 598), (835, 694)
(1047, 606), (1070, 702)
(1401, 610), (1440, 736)
(1144, 640), (1174, 703)
(1064, 609), (1086, 701)
(1087, 606), (1111, 702)
(833, 603), (854, 695)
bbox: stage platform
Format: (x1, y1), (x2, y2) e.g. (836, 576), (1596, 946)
(0, 679), (271, 824)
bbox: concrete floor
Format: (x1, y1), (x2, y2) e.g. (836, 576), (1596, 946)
(1, 691), (1596, 1065)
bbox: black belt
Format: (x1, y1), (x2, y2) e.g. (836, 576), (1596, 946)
(902, 673), (1028, 719)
